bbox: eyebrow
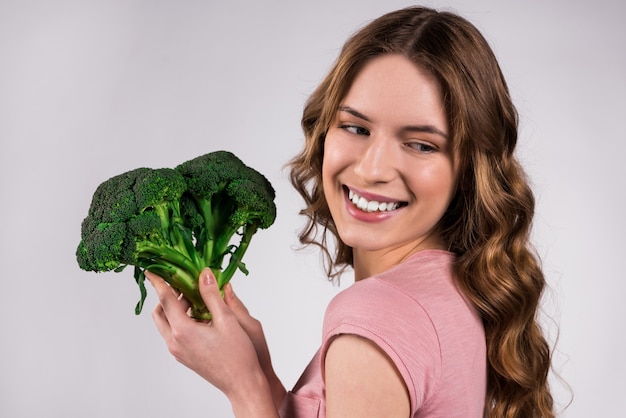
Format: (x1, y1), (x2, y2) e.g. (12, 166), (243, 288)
(337, 105), (448, 139)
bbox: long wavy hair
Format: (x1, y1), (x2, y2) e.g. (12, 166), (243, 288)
(289, 6), (554, 418)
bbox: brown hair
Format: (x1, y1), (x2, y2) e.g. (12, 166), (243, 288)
(289, 6), (555, 417)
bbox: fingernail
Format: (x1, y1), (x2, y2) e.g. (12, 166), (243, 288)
(225, 283), (234, 299)
(205, 271), (215, 286)
(144, 271), (155, 284)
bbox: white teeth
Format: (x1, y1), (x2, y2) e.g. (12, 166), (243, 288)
(347, 188), (400, 212)
(366, 201), (379, 212)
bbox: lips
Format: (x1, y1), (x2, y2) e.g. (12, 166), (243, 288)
(346, 187), (407, 213)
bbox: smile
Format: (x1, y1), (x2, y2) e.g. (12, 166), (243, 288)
(347, 187), (406, 213)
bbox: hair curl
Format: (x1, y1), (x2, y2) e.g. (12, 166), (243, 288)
(289, 6), (555, 417)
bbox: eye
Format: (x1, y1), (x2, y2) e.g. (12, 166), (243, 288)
(340, 124), (370, 136)
(406, 142), (437, 153)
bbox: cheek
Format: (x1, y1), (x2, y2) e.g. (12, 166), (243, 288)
(414, 162), (457, 203)
(321, 134), (345, 184)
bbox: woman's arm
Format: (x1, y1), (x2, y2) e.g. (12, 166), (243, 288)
(222, 283), (287, 409)
(325, 334), (410, 418)
(147, 269), (281, 418)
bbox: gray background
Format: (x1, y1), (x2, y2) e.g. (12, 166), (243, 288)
(1, 0), (624, 416)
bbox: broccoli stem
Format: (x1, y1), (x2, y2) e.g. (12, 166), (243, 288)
(142, 262), (210, 320)
(135, 241), (211, 319)
(218, 222), (259, 288)
(194, 196), (238, 272)
(154, 203), (201, 266)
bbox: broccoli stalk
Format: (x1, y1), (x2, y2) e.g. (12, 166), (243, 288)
(76, 151), (276, 320)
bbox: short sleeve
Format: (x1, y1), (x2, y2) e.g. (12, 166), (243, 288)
(320, 277), (442, 414)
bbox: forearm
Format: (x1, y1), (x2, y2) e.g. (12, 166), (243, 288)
(227, 368), (281, 418)
(221, 284), (287, 410)
(263, 366), (287, 410)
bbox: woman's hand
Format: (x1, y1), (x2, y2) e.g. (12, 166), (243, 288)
(222, 283), (287, 409)
(146, 269), (280, 418)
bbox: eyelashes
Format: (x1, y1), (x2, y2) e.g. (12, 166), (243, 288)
(339, 124), (370, 136)
(339, 124), (438, 154)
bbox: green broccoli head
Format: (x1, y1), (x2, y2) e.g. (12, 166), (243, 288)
(176, 150), (276, 230)
(77, 151), (277, 320)
(133, 168), (187, 216)
(76, 167), (188, 272)
(176, 151), (276, 279)
(76, 167), (150, 272)
(76, 221), (127, 272)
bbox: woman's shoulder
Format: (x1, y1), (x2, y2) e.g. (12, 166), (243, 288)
(320, 250), (461, 412)
(321, 250), (460, 350)
(321, 248), (481, 362)
(326, 250), (458, 318)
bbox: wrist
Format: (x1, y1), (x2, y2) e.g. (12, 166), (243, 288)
(264, 368), (287, 410)
(227, 368), (279, 418)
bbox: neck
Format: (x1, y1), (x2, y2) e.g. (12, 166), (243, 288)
(352, 234), (447, 281)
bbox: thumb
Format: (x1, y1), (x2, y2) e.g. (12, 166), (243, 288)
(198, 268), (227, 318)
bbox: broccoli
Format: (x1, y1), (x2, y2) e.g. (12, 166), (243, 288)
(76, 151), (276, 320)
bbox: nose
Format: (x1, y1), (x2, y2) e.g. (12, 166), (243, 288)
(353, 134), (396, 184)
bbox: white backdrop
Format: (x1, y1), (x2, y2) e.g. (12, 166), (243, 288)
(1, 0), (624, 417)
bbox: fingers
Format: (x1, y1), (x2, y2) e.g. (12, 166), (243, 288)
(198, 269), (229, 322)
(224, 283), (250, 316)
(224, 283), (263, 335)
(145, 270), (174, 297)
(145, 270), (190, 324)
(150, 301), (173, 341)
(146, 268), (233, 328)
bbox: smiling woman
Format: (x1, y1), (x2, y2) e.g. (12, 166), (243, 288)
(146, 5), (555, 418)
(289, 6), (555, 418)
(322, 54), (457, 280)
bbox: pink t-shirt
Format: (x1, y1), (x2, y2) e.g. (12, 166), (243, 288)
(279, 250), (486, 418)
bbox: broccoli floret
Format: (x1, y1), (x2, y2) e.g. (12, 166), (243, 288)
(77, 167), (152, 272)
(76, 151), (276, 320)
(176, 151), (276, 286)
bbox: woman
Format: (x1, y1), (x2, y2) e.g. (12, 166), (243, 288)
(147, 6), (555, 417)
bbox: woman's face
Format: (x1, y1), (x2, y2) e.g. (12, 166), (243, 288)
(322, 54), (458, 272)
